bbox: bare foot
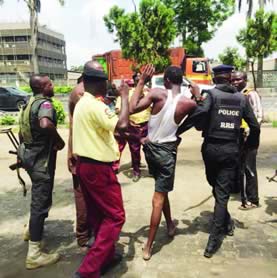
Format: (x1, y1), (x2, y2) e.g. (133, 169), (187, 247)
(142, 246), (152, 261)
(167, 221), (177, 237)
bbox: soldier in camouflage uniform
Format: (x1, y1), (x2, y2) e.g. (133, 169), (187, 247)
(18, 74), (65, 269)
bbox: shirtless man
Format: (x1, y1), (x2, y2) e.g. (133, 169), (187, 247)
(130, 64), (198, 260)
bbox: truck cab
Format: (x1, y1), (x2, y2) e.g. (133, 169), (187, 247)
(185, 57), (212, 85)
(93, 47), (213, 86)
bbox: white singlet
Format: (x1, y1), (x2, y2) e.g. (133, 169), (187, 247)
(148, 90), (184, 143)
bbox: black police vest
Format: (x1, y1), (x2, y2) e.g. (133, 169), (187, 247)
(205, 88), (245, 141)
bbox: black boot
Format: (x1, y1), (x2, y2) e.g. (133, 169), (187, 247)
(225, 219), (235, 236)
(204, 234), (224, 258)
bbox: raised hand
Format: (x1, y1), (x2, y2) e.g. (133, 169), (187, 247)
(141, 64), (155, 84)
(118, 80), (129, 98)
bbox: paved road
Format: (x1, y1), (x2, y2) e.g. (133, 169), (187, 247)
(0, 127), (276, 278)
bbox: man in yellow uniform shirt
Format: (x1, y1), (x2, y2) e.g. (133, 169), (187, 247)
(113, 73), (151, 182)
(72, 61), (129, 278)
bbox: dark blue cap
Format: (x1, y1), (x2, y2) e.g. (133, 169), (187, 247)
(83, 64), (108, 80)
(212, 64), (234, 74)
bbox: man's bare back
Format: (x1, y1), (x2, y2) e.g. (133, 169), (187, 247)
(69, 82), (84, 118)
(68, 82), (84, 174)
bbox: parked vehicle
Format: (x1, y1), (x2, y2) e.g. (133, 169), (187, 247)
(93, 47), (212, 86)
(151, 74), (214, 98)
(0, 87), (30, 111)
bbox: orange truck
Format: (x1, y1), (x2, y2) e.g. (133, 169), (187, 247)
(93, 47), (212, 85)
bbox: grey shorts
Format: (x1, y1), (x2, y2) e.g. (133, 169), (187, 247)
(143, 141), (177, 193)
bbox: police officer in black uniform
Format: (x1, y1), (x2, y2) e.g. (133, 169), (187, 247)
(19, 74), (65, 269)
(178, 65), (260, 258)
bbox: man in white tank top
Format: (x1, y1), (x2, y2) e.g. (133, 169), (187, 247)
(130, 65), (199, 260)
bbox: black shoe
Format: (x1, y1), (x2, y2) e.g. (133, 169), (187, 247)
(225, 219), (235, 236)
(72, 272), (84, 278)
(101, 253), (122, 275)
(204, 235), (223, 258)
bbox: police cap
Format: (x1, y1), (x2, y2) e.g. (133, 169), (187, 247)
(83, 64), (108, 80)
(212, 64), (234, 75)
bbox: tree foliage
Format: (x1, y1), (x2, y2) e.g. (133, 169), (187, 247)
(104, 0), (176, 72)
(161, 0), (235, 56)
(237, 10), (276, 62)
(70, 65), (83, 72)
(218, 47), (246, 70)
(237, 9), (277, 87)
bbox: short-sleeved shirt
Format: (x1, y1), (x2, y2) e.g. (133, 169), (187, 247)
(116, 88), (151, 124)
(38, 101), (55, 122)
(73, 92), (119, 162)
(30, 97), (56, 144)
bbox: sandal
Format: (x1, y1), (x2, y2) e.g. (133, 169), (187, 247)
(239, 202), (260, 210)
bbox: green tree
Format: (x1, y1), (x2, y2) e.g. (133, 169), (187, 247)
(70, 65), (83, 72)
(237, 9), (277, 88)
(0, 0), (65, 73)
(104, 0), (176, 72)
(162, 0), (235, 56)
(218, 47), (246, 70)
(238, 0), (274, 81)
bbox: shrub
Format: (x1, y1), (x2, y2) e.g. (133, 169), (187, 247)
(54, 86), (73, 94)
(19, 86), (32, 94)
(0, 115), (16, 125)
(272, 120), (277, 128)
(52, 98), (66, 125)
(20, 86), (73, 95)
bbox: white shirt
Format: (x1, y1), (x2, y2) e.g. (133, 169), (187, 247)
(242, 87), (263, 125)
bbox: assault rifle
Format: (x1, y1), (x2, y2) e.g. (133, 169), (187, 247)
(0, 128), (27, 196)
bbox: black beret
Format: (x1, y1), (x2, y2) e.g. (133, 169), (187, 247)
(212, 64), (234, 74)
(83, 65), (108, 80)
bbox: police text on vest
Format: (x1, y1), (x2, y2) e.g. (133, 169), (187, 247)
(218, 109), (239, 116)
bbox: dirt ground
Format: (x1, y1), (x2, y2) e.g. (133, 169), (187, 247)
(0, 126), (276, 278)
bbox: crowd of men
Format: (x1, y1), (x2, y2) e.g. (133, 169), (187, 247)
(17, 59), (262, 278)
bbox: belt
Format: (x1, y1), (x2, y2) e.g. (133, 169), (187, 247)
(79, 156), (113, 166)
(204, 138), (237, 144)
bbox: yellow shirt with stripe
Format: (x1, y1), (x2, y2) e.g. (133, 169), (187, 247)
(241, 88), (252, 129)
(116, 88), (151, 124)
(73, 92), (119, 162)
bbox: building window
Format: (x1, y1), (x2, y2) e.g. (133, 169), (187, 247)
(192, 61), (207, 73)
(15, 36), (28, 42)
(6, 55), (15, 60)
(3, 36), (15, 42)
(17, 55), (30, 60)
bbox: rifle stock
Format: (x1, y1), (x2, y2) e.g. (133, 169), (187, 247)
(9, 162), (22, 171)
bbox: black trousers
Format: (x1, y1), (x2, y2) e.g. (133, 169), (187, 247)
(28, 152), (56, 242)
(234, 129), (246, 194)
(240, 148), (259, 205)
(202, 140), (239, 236)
